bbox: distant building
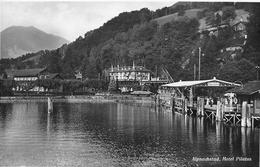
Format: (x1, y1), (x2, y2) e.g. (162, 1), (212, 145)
(74, 70), (83, 80)
(231, 20), (247, 32)
(106, 63), (151, 92)
(198, 16), (248, 39)
(228, 80), (260, 116)
(231, 19), (248, 44)
(5, 68), (62, 92)
(108, 63), (151, 82)
(198, 23), (229, 35)
(105, 63), (172, 92)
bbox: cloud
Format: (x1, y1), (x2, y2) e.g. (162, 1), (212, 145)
(1, 1), (176, 41)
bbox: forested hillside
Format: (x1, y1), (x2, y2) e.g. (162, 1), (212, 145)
(1, 2), (259, 83)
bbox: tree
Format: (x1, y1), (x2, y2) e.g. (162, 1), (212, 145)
(244, 3), (260, 54)
(222, 6), (236, 21)
(219, 59), (255, 82)
(81, 55), (98, 79)
(218, 62), (241, 82)
(215, 13), (221, 25)
(0, 79), (14, 96)
(205, 11), (216, 25)
(108, 78), (118, 92)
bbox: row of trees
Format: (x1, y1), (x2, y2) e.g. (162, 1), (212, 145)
(36, 79), (108, 93)
(0, 79), (14, 96)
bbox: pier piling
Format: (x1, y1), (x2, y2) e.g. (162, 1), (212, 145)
(241, 101), (247, 127)
(196, 97), (204, 117)
(216, 101), (221, 121)
(48, 97), (53, 114)
(196, 97), (200, 116)
(252, 117), (254, 128)
(171, 97), (175, 112)
(201, 98), (204, 117)
(184, 99), (188, 114)
(221, 100), (225, 121)
(246, 104), (252, 127)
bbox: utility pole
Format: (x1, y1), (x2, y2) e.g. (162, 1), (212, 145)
(194, 64), (196, 81)
(155, 65), (158, 80)
(198, 47), (201, 80)
(256, 66), (260, 80)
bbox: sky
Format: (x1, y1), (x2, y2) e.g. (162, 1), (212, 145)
(0, 1), (177, 41)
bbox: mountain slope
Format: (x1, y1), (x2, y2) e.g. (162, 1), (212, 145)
(1, 2), (259, 83)
(0, 26), (69, 59)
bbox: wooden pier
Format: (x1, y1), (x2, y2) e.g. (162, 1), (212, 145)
(158, 78), (260, 128)
(158, 96), (260, 128)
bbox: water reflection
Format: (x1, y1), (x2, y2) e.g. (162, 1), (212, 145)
(0, 102), (258, 167)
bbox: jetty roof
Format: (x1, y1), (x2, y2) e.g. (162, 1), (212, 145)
(161, 77), (241, 88)
(227, 81), (260, 95)
(108, 66), (151, 73)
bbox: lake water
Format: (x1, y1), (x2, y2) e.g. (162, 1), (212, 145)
(0, 102), (259, 167)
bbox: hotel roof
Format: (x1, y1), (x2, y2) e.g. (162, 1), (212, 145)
(108, 66), (151, 73)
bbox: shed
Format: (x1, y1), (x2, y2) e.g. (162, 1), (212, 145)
(160, 77), (241, 107)
(228, 80), (260, 115)
(131, 91), (153, 96)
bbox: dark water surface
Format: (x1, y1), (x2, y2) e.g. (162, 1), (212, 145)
(0, 102), (259, 167)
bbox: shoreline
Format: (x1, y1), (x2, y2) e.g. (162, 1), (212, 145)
(0, 95), (156, 105)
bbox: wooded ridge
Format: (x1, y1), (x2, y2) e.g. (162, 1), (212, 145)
(0, 2), (259, 83)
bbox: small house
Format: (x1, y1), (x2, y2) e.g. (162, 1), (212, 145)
(131, 90), (153, 97)
(228, 81), (260, 116)
(231, 20), (247, 32)
(74, 70), (82, 80)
